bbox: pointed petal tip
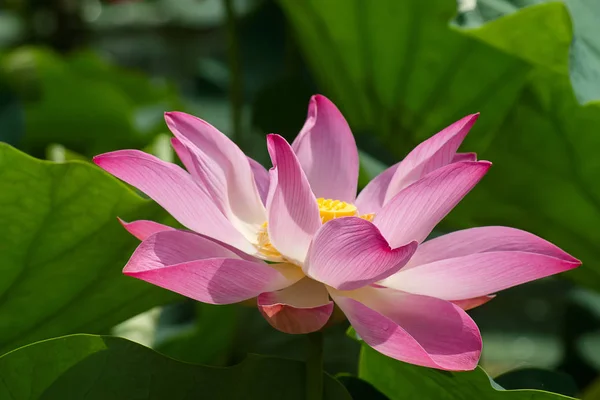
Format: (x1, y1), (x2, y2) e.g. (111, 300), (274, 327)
(92, 149), (144, 165)
(163, 110), (185, 120)
(164, 111), (194, 128)
(164, 111), (209, 131)
(311, 94), (339, 110)
(311, 93), (326, 103)
(118, 218), (175, 241)
(266, 134), (292, 167)
(565, 256), (582, 268)
(163, 110), (176, 123)
(92, 150), (131, 168)
(465, 160), (492, 170)
(91, 153), (108, 166)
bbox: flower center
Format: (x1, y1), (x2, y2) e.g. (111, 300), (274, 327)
(256, 222), (283, 259)
(255, 198), (375, 260)
(317, 198), (357, 223)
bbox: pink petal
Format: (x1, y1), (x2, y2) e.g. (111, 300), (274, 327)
(126, 230), (242, 267)
(355, 161), (400, 215)
(405, 226), (580, 268)
(125, 230), (301, 304)
(291, 95), (359, 202)
(331, 287), (481, 371)
(452, 152), (477, 162)
(165, 112), (265, 241)
(118, 218), (174, 241)
(266, 134), (321, 264)
(384, 114), (479, 204)
(382, 251), (580, 300)
(304, 217), (417, 290)
(452, 295), (495, 311)
(248, 156), (270, 205)
(170, 137), (197, 177)
(258, 278), (334, 334)
(93, 150), (253, 253)
(374, 161), (491, 247)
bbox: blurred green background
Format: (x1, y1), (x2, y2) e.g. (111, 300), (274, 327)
(1, 0), (600, 398)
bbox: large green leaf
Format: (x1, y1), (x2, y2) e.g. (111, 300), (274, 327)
(458, 2), (571, 75)
(0, 144), (178, 354)
(0, 334), (351, 400)
(278, 0), (529, 158)
(359, 346), (575, 399)
(457, 0), (600, 104)
(277, 0), (600, 290)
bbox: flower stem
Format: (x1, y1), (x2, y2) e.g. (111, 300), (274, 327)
(306, 331), (324, 400)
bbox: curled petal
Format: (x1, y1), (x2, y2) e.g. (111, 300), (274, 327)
(165, 112), (265, 241)
(118, 218), (175, 241)
(305, 217), (417, 290)
(292, 95), (359, 202)
(331, 287), (481, 371)
(374, 161), (491, 247)
(266, 134), (321, 264)
(93, 150), (253, 253)
(258, 278), (334, 334)
(125, 231), (302, 304)
(381, 251), (580, 300)
(384, 114), (479, 203)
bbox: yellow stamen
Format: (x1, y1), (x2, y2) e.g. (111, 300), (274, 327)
(256, 199), (375, 260)
(317, 197), (358, 223)
(256, 222), (283, 259)
(360, 213), (375, 222)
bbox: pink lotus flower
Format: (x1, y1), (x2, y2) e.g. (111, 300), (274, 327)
(94, 95), (580, 371)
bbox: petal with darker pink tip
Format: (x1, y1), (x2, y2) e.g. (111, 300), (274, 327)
(355, 161), (400, 215)
(258, 278), (333, 334)
(292, 95), (358, 203)
(304, 217), (417, 290)
(124, 230), (302, 304)
(383, 114), (479, 203)
(165, 112), (265, 241)
(403, 226), (580, 269)
(266, 134), (321, 264)
(118, 218), (175, 241)
(331, 287), (481, 371)
(381, 251), (580, 301)
(452, 152), (477, 162)
(93, 150), (253, 253)
(374, 161), (491, 247)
